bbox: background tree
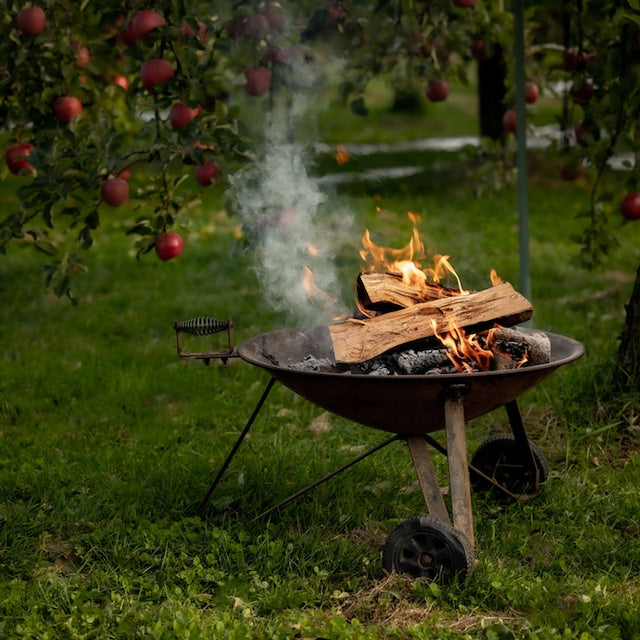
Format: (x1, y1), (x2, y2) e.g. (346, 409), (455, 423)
(2, 0), (640, 385)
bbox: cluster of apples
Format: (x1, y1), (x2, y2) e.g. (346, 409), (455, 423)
(6, 6), (242, 261)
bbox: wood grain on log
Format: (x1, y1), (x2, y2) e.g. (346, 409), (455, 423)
(329, 281), (532, 364)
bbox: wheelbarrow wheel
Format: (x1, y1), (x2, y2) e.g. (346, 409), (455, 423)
(382, 515), (474, 584)
(470, 434), (549, 498)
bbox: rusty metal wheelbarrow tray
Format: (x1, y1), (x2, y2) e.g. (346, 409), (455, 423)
(237, 325), (584, 436)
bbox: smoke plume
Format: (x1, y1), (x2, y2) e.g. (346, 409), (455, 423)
(227, 48), (351, 326)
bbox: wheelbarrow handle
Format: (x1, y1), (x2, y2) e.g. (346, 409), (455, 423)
(174, 317), (232, 336)
(174, 317), (236, 363)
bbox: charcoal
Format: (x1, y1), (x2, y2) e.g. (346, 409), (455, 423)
(394, 348), (451, 374)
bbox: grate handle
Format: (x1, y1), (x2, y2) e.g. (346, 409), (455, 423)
(174, 317), (236, 363)
(174, 317), (230, 336)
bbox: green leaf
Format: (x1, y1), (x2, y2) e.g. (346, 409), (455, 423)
(84, 209), (100, 231)
(78, 227), (93, 250)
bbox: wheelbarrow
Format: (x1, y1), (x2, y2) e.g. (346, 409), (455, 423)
(174, 317), (584, 584)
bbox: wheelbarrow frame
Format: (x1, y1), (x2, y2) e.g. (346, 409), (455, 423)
(175, 319), (584, 583)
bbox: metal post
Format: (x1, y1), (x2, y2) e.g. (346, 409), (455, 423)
(513, 0), (532, 311)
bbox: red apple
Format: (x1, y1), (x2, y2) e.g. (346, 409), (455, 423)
(261, 2), (285, 31)
(244, 13), (270, 39)
(194, 160), (221, 186)
(179, 21), (207, 45)
(5, 143), (34, 175)
(620, 192), (640, 221)
(559, 162), (584, 181)
(52, 96), (83, 124)
(503, 109), (517, 134)
(470, 39), (487, 61)
(120, 20), (138, 46)
(425, 79), (449, 102)
(563, 47), (581, 71)
(570, 80), (594, 104)
(228, 18), (247, 39)
(453, 0), (477, 7)
(155, 232), (184, 261)
(73, 43), (90, 68)
(244, 67), (272, 96)
(101, 178), (129, 207)
(17, 6), (46, 36)
(169, 102), (201, 129)
(112, 74), (129, 90)
(525, 81), (539, 104)
(119, 167), (132, 181)
(132, 10), (164, 42)
(420, 38), (449, 62)
(140, 59), (174, 90)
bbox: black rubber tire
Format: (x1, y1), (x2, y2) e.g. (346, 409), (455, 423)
(382, 515), (475, 584)
(470, 433), (549, 497)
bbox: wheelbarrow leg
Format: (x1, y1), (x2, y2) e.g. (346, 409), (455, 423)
(197, 377), (276, 516)
(505, 399), (541, 492)
(406, 437), (450, 525)
(444, 387), (475, 549)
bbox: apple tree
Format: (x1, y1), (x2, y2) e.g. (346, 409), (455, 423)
(0, 0), (286, 299)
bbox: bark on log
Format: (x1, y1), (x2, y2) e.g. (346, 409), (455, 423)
(357, 272), (462, 311)
(329, 281), (532, 364)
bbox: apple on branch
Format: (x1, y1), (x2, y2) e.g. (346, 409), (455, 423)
(132, 10), (164, 42)
(620, 192), (640, 221)
(155, 232), (184, 261)
(170, 102), (201, 129)
(140, 59), (174, 90)
(503, 108), (517, 134)
(525, 81), (539, 104)
(194, 160), (221, 186)
(470, 39), (487, 61)
(101, 178), (129, 207)
(5, 143), (35, 176)
(425, 79), (449, 102)
(52, 96), (83, 124)
(17, 6), (46, 36)
(73, 43), (90, 68)
(244, 67), (272, 96)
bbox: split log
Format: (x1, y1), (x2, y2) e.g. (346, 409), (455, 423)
(329, 281), (532, 364)
(357, 272), (462, 312)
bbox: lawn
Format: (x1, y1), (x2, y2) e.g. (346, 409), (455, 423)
(1, 75), (640, 639)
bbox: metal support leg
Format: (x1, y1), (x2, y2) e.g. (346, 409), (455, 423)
(505, 399), (540, 492)
(197, 377), (276, 516)
(444, 386), (475, 548)
(254, 434), (402, 520)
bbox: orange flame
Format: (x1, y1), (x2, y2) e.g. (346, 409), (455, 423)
(302, 266), (338, 308)
(432, 320), (494, 372)
(360, 212), (467, 294)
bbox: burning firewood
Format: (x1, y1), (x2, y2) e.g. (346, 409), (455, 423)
(329, 281), (532, 364)
(356, 271), (462, 315)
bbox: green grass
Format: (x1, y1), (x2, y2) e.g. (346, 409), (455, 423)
(2, 83), (640, 640)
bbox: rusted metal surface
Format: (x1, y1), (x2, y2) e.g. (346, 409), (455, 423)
(237, 326), (585, 436)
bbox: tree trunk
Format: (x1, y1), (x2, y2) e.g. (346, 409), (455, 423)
(478, 45), (508, 140)
(615, 261), (640, 388)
